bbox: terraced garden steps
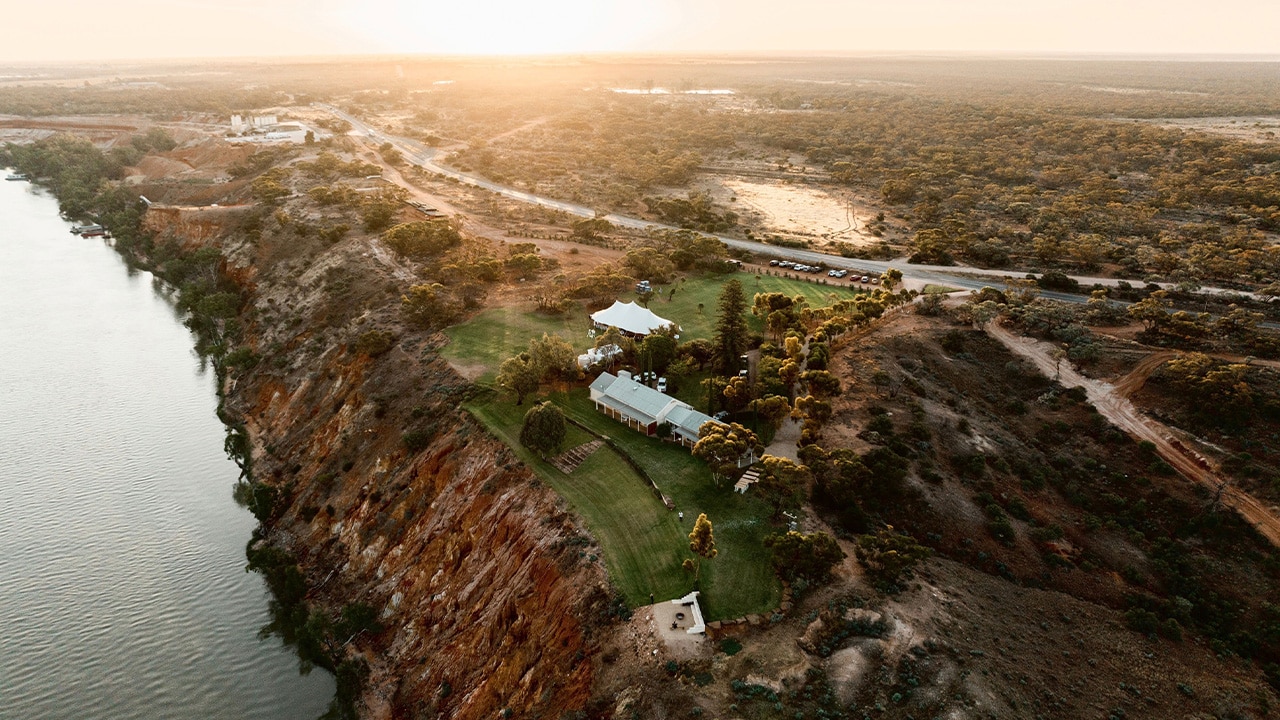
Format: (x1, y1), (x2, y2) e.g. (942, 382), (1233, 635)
(550, 440), (604, 474)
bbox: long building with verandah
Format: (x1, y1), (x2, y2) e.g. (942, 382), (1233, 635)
(588, 371), (717, 448)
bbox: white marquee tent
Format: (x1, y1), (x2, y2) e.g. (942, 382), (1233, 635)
(589, 301), (677, 337)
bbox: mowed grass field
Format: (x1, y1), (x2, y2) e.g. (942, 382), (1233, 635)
(550, 388), (781, 620)
(447, 272), (854, 618)
(467, 397), (691, 605)
(442, 305), (593, 383)
(444, 271), (872, 382)
(468, 389), (782, 620)
(644, 272), (870, 341)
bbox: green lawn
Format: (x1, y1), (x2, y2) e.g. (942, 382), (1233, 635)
(467, 389), (783, 620)
(467, 395), (690, 608)
(550, 388), (781, 620)
(445, 271), (847, 617)
(647, 272), (871, 341)
(442, 305), (593, 383)
(443, 272), (871, 383)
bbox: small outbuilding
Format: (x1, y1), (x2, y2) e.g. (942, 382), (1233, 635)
(577, 343), (624, 369)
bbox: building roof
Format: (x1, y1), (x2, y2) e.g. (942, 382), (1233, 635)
(590, 372), (681, 424)
(589, 301), (677, 336)
(664, 404), (717, 441)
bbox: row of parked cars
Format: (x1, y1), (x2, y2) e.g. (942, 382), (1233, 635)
(768, 259), (878, 284)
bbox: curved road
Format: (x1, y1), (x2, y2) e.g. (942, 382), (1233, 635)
(318, 104), (1271, 308)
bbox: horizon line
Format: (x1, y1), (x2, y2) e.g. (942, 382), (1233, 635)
(4, 50), (1280, 68)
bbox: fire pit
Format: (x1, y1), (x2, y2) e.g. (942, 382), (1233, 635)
(676, 612), (686, 620)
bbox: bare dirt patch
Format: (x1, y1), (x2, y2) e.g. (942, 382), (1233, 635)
(717, 178), (882, 246)
(1136, 115), (1280, 143)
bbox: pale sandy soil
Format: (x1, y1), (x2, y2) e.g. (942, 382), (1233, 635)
(1135, 115), (1280, 143)
(721, 179), (881, 246)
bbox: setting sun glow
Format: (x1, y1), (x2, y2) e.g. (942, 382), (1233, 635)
(1, 0), (1279, 61)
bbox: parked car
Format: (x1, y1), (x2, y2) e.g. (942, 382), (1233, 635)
(657, 377), (668, 392)
(860, 275), (870, 283)
(714, 411), (730, 421)
(769, 259), (779, 266)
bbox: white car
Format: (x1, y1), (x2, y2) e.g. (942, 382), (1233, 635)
(657, 377), (668, 392)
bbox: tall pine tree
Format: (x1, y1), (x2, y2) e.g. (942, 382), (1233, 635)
(713, 278), (748, 374)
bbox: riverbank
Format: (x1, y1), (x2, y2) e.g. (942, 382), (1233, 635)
(0, 173), (334, 719)
(5, 133), (618, 718)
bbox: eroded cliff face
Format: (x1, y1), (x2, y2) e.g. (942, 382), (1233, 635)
(147, 207), (612, 719)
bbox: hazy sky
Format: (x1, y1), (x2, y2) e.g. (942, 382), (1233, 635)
(4, 0), (1279, 62)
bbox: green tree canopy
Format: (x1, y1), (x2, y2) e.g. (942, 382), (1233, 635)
(800, 369), (842, 399)
(756, 455), (811, 517)
(623, 246), (676, 284)
(713, 278), (748, 374)
(519, 401), (567, 458)
(765, 531), (845, 584)
(401, 283), (460, 329)
(692, 421), (761, 480)
(749, 395), (792, 439)
(383, 221), (462, 260)
(527, 333), (582, 384)
(496, 353), (540, 406)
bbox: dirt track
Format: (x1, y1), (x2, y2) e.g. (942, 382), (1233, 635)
(1111, 351), (1177, 398)
(986, 322), (1280, 547)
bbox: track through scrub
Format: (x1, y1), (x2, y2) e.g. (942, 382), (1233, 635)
(985, 322), (1280, 547)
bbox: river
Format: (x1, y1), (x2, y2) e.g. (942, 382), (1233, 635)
(0, 178), (334, 718)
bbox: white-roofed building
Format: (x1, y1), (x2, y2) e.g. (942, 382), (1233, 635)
(589, 301), (678, 337)
(589, 371), (719, 447)
(662, 404), (717, 448)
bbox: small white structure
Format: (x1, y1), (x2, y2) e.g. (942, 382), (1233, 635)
(590, 301), (677, 337)
(576, 343), (623, 369)
(230, 114), (303, 142)
(672, 591), (705, 634)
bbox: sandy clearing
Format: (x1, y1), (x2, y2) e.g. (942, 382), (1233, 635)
(722, 179), (880, 245)
(1135, 115), (1280, 144)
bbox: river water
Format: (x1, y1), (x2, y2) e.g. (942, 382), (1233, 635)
(0, 178), (334, 718)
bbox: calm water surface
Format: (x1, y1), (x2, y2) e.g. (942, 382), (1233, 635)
(0, 178), (334, 718)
